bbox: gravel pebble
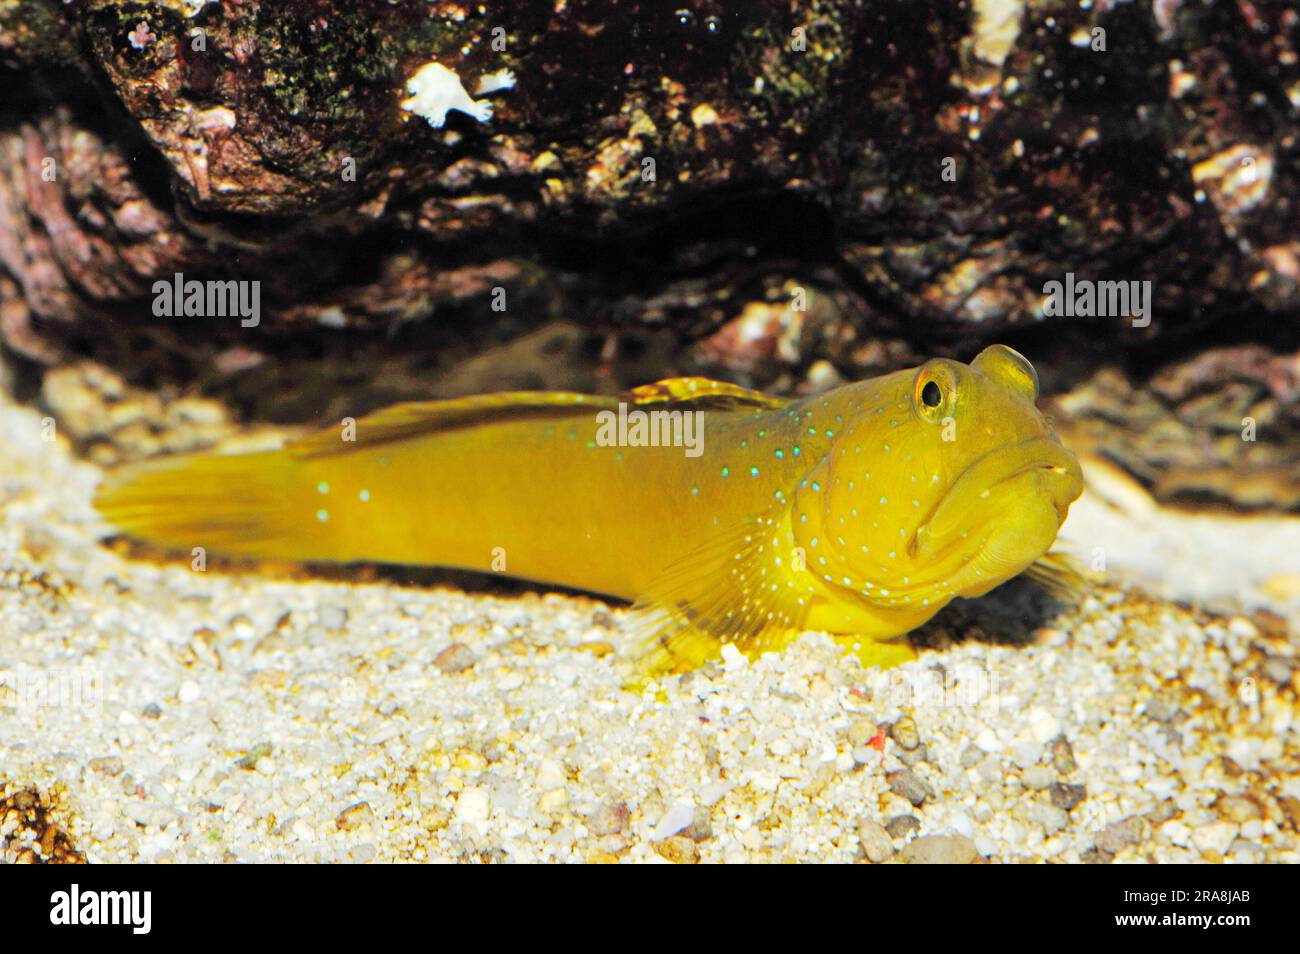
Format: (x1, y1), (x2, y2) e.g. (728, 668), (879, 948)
(1216, 795), (1262, 823)
(235, 743), (273, 771)
(847, 719), (879, 747)
(654, 835), (700, 864)
(1030, 801), (1069, 835)
(318, 605), (349, 631)
(897, 743), (928, 767)
(1096, 816), (1146, 855)
(681, 808), (714, 843)
(1259, 656), (1295, 687)
(857, 819), (894, 862)
(1191, 821), (1240, 857)
(1049, 783), (1088, 812)
(887, 769), (933, 806)
(89, 756), (124, 777)
(122, 801), (179, 829)
(899, 834), (979, 864)
(654, 801), (696, 840)
(335, 802), (375, 831)
(1144, 698), (1178, 723)
(434, 642), (477, 673)
(587, 800), (630, 837)
(1021, 765), (1054, 790)
(885, 815), (921, 840)
(1049, 737), (1078, 775)
(889, 717), (920, 750)
(455, 789), (490, 824)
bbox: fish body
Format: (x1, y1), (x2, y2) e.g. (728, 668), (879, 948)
(95, 345), (1083, 675)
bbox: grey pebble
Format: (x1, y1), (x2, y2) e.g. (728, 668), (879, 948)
(959, 745), (984, 769)
(888, 769), (934, 806)
(897, 743), (929, 767)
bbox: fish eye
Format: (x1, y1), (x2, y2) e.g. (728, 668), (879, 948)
(913, 361), (959, 420)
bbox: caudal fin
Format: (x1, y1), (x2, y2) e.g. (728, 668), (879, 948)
(94, 449), (308, 560)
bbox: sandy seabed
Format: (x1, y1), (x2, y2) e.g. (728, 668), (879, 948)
(1, 390), (1298, 863)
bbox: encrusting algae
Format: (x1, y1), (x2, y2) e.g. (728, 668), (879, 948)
(95, 345), (1083, 679)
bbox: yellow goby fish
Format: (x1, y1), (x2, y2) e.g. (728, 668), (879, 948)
(95, 345), (1083, 676)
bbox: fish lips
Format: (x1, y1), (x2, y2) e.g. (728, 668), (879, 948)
(910, 438), (1083, 562)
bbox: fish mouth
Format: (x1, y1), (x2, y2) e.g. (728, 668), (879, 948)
(911, 438), (1082, 561)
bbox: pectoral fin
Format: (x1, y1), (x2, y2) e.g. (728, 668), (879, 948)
(1021, 550), (1086, 600)
(623, 507), (808, 687)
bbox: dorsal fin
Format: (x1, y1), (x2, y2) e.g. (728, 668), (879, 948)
(287, 379), (783, 459)
(289, 391), (614, 458)
(624, 377), (789, 411)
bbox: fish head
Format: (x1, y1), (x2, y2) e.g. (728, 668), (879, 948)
(809, 345), (1082, 608)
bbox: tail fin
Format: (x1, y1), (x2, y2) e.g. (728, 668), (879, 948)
(94, 449), (309, 560)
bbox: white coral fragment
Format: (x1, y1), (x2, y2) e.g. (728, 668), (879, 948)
(476, 69), (517, 96)
(971, 0), (1024, 69)
(401, 62), (507, 128)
